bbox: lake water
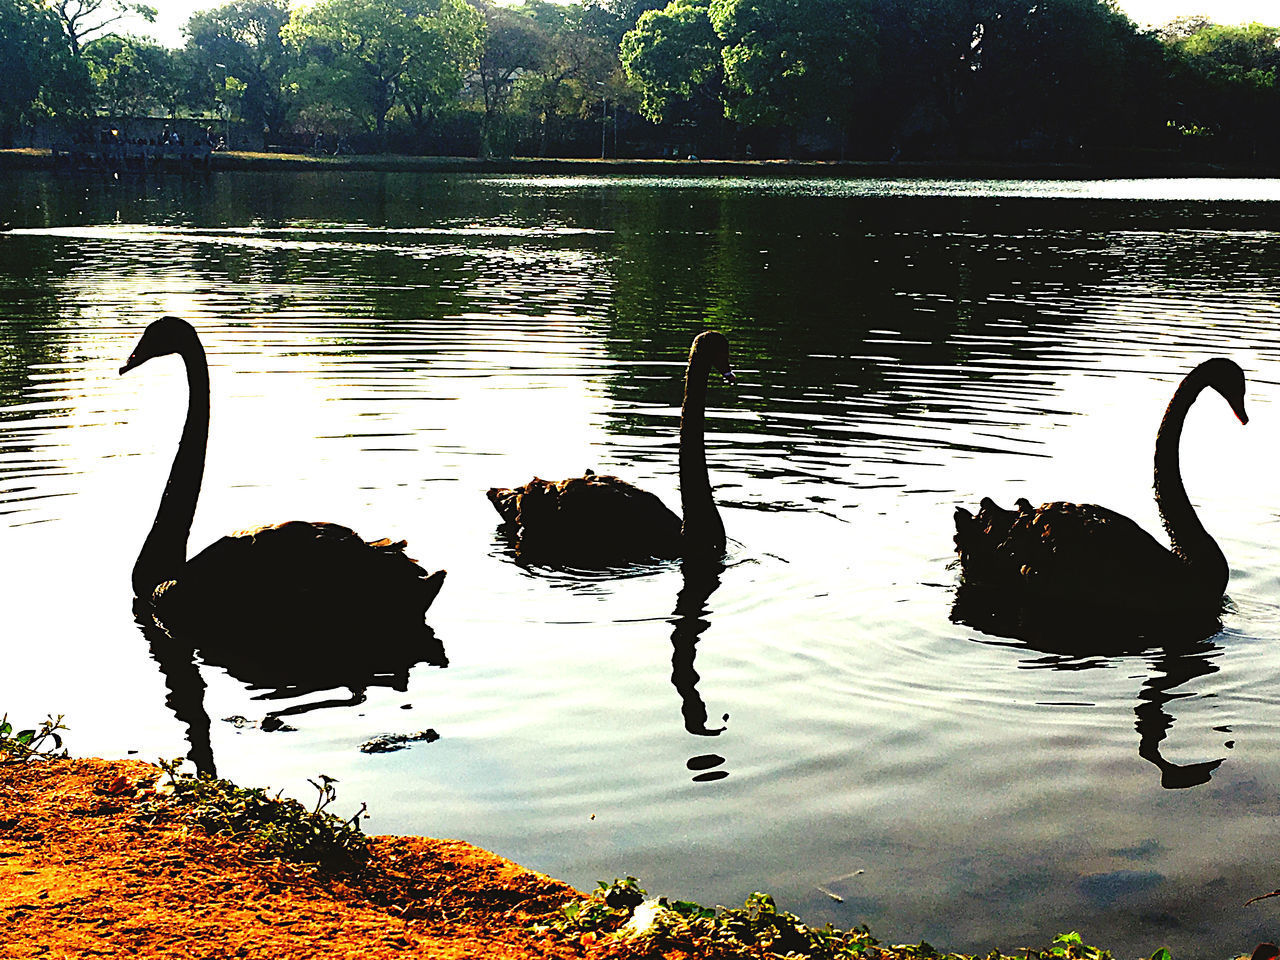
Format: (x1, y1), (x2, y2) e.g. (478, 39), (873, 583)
(3, 169), (1280, 956)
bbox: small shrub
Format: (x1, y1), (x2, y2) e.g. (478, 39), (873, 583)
(0, 713), (68, 763)
(141, 759), (370, 872)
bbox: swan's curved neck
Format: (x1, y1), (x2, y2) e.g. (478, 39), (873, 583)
(1154, 368), (1226, 592)
(679, 348), (725, 559)
(133, 342), (209, 597)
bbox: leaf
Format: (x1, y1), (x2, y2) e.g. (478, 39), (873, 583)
(1150, 948), (1173, 960)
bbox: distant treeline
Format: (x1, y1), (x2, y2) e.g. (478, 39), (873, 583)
(2, 0), (1278, 161)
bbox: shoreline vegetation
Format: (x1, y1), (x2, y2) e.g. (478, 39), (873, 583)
(4, 146), (1280, 181)
(0, 747), (1259, 960)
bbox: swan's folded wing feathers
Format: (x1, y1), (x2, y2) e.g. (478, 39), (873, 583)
(490, 472), (682, 560)
(168, 521), (443, 616)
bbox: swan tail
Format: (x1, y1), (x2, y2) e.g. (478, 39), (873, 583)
(953, 497), (1030, 582)
(487, 485), (524, 526)
(419, 568), (447, 613)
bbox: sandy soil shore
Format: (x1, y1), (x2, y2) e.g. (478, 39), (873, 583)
(3, 757), (1275, 960)
(0, 757), (598, 959)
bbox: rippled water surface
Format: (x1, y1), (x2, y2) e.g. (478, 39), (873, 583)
(5, 171), (1280, 955)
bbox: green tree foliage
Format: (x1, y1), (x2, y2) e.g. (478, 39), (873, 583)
(1163, 21), (1280, 158)
(580, 0), (670, 45)
(282, 0), (481, 142)
(470, 0), (550, 157)
(853, 0), (1172, 159)
(3, 0), (1280, 162)
(707, 0), (876, 130)
(510, 0), (616, 155)
(0, 0), (88, 142)
(84, 34), (188, 119)
(619, 0), (721, 124)
(1176, 21), (1280, 83)
(184, 0), (292, 140)
(397, 0), (483, 135)
(961, 0), (1157, 152)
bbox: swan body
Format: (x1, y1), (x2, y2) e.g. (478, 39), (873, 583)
(487, 331), (734, 565)
(122, 316), (445, 636)
(954, 358), (1248, 615)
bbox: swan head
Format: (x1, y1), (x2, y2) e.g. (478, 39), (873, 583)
(120, 316), (199, 374)
(692, 330), (735, 384)
(1201, 357), (1248, 425)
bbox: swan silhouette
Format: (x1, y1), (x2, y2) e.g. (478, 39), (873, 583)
(487, 330), (735, 565)
(121, 316), (446, 638)
(954, 357), (1247, 616)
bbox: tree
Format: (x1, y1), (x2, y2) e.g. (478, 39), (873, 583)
(1175, 21), (1280, 80)
(620, 0), (721, 124)
(53, 0), (157, 58)
(580, 0), (670, 45)
(707, 0), (876, 133)
(469, 0), (550, 157)
(184, 0), (292, 142)
(1161, 21), (1280, 158)
(0, 0), (88, 143)
(1153, 14), (1213, 44)
(282, 0), (482, 142)
(964, 0), (1167, 152)
(510, 0), (616, 155)
(396, 0), (483, 137)
(84, 35), (186, 119)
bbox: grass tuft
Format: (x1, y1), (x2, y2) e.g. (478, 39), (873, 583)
(139, 759), (371, 873)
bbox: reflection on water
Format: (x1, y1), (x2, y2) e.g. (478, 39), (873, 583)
(670, 563), (728, 744)
(956, 584), (1228, 790)
(140, 600), (446, 779)
(5, 171), (1280, 956)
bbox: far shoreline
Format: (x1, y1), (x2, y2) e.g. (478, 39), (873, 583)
(3, 145), (1280, 181)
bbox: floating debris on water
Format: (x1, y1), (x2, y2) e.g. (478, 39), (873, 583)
(359, 729), (440, 754)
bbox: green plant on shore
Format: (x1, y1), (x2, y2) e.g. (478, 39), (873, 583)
(542, 878), (880, 958)
(0, 713), (68, 763)
(140, 758), (370, 872)
(540, 879), (1173, 960)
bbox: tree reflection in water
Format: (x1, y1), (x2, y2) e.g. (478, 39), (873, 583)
(136, 601), (447, 779)
(951, 583), (1226, 789)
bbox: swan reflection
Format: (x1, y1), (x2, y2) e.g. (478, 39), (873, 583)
(952, 583), (1226, 789)
(138, 602), (447, 778)
(671, 561), (733, 782)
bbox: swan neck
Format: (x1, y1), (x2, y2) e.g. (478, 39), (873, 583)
(1154, 371), (1226, 590)
(133, 341), (209, 597)
(679, 349), (725, 558)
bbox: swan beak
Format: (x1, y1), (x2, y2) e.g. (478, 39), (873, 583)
(1234, 401), (1249, 425)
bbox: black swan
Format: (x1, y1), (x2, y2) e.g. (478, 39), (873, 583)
(954, 357), (1248, 616)
(487, 330), (735, 564)
(121, 316), (446, 637)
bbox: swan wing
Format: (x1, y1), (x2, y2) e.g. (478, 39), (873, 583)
(960, 500), (1200, 610)
(488, 473), (683, 561)
(157, 520), (446, 621)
